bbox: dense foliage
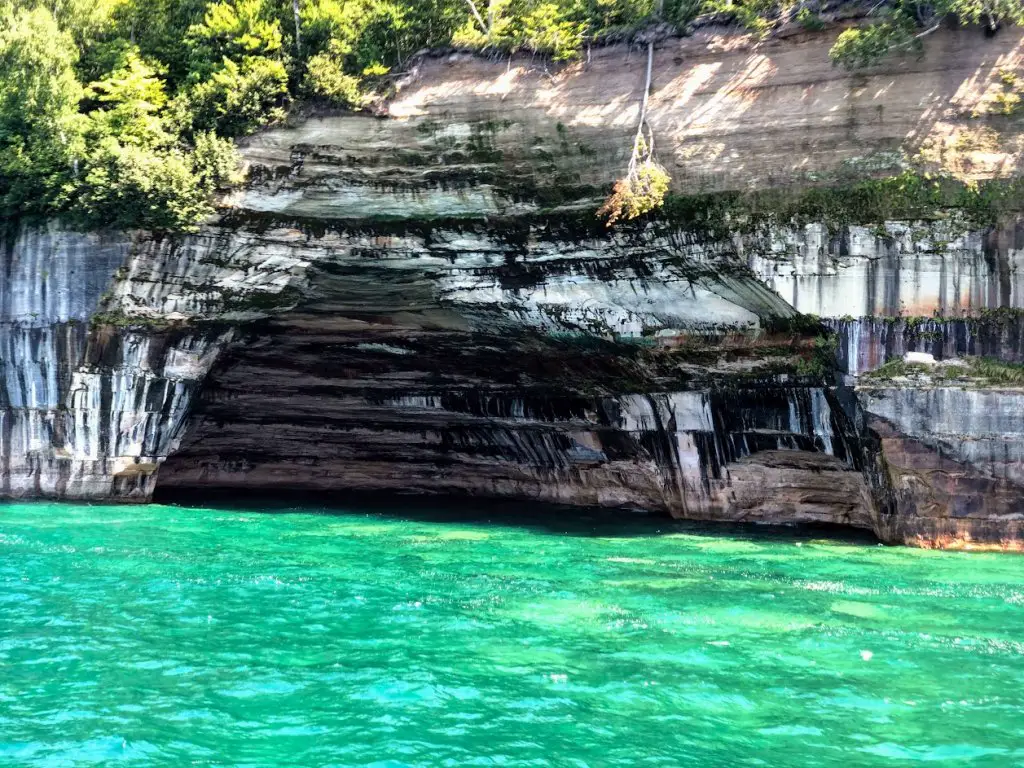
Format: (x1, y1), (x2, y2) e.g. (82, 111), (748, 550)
(0, 0), (245, 231)
(0, 0), (1019, 231)
(828, 0), (1024, 68)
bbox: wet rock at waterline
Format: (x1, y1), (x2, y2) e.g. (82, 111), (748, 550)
(5, 27), (1024, 548)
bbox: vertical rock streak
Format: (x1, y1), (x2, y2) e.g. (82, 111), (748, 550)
(0, 226), (231, 498)
(4, 212), (1024, 546)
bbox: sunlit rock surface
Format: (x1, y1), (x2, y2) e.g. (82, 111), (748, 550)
(239, 26), (1024, 204)
(4, 24), (1024, 547)
(747, 221), (1024, 320)
(863, 387), (1024, 545)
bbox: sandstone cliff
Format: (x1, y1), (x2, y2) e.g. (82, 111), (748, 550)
(4, 23), (1024, 548)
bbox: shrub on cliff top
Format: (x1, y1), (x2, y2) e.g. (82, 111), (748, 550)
(302, 40), (365, 107)
(829, 0), (1024, 69)
(71, 131), (241, 231)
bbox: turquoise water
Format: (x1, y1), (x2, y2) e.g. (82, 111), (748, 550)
(2, 502), (1024, 766)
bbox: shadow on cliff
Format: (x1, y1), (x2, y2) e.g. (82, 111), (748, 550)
(153, 487), (880, 544)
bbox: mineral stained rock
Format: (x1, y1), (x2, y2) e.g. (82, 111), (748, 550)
(4, 25), (1024, 548)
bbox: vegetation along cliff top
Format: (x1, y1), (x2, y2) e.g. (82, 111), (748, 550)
(2, 0), (1023, 233)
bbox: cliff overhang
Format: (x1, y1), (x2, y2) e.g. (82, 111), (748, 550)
(4, 23), (1024, 548)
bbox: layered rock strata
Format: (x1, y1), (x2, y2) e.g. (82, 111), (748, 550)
(4, 23), (1024, 547)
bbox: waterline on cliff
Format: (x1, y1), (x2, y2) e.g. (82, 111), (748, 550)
(150, 490), (883, 543)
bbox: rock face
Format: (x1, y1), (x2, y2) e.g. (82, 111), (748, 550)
(4, 24), (1024, 547)
(866, 387), (1024, 545)
(239, 24), (1024, 205)
(2, 214), (873, 526)
(750, 222), (1024, 323)
(119, 217), (877, 529)
(0, 225), (232, 498)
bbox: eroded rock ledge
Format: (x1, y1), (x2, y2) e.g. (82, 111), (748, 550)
(4, 23), (1024, 548)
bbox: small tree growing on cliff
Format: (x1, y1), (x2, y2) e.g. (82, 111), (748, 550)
(598, 38), (670, 227)
(597, 128), (670, 226)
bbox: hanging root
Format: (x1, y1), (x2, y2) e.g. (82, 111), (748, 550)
(599, 41), (671, 227)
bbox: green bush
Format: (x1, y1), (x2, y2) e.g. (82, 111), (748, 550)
(82, 51), (172, 147)
(73, 141), (210, 230)
(303, 42), (364, 106)
(701, 0), (783, 36)
(521, 3), (587, 60)
(829, 13), (919, 70)
(184, 0), (285, 79)
(0, 1), (246, 231)
(67, 128), (240, 231)
(829, 0), (1024, 69)
(967, 357), (1024, 386)
(191, 130), (244, 192)
(0, 7), (84, 220)
(173, 56), (289, 136)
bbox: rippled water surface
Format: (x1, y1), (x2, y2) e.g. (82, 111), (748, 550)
(3, 502), (1024, 766)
